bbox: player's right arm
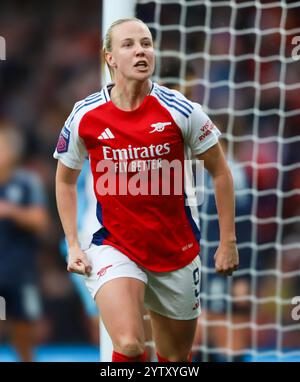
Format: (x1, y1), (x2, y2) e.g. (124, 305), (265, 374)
(54, 99), (92, 275)
(56, 161), (92, 275)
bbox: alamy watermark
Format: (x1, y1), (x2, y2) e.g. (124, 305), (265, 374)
(291, 296), (300, 321)
(0, 36), (6, 61)
(291, 36), (300, 61)
(0, 296), (6, 320)
(94, 159), (205, 207)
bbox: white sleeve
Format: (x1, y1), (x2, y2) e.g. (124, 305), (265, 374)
(186, 103), (221, 156)
(53, 103), (88, 170)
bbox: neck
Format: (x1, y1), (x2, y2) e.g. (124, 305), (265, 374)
(110, 79), (151, 111)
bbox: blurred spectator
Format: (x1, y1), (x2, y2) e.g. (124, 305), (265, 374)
(0, 125), (49, 361)
(0, 0), (101, 349)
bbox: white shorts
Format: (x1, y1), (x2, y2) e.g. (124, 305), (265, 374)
(83, 244), (201, 320)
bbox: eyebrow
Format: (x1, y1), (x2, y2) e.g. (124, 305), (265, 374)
(121, 37), (152, 43)
(121, 38), (133, 43)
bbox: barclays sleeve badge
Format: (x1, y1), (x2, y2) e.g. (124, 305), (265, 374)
(56, 126), (70, 153)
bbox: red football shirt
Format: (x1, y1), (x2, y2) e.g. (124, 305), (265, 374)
(54, 82), (220, 272)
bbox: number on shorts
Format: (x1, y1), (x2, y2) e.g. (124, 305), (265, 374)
(193, 267), (200, 298)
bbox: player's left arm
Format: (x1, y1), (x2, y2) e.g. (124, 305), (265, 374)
(197, 142), (239, 276)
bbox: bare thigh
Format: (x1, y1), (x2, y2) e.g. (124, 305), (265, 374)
(95, 277), (146, 356)
(150, 310), (198, 362)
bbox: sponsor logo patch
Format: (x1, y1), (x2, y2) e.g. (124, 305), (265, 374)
(56, 126), (70, 153)
(199, 120), (215, 141)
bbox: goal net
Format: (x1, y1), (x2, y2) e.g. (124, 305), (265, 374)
(101, 0), (300, 361)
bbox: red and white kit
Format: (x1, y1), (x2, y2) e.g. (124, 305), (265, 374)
(54, 82), (220, 273)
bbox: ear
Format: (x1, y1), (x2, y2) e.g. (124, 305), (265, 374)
(105, 52), (117, 68)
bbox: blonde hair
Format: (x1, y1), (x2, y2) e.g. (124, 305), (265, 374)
(102, 17), (150, 80)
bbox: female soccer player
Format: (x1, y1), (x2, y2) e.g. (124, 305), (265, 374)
(54, 18), (239, 362)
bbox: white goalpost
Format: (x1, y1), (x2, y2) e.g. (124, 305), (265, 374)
(101, 0), (135, 85)
(101, 0), (300, 362)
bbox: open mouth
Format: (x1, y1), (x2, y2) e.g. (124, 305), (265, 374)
(134, 60), (148, 68)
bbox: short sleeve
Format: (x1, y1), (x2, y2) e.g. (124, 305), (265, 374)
(53, 103), (88, 169)
(186, 103), (221, 156)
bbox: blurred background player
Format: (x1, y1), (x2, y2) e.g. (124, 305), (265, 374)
(193, 139), (252, 362)
(0, 125), (49, 361)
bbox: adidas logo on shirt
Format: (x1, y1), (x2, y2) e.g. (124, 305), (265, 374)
(98, 128), (115, 140)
